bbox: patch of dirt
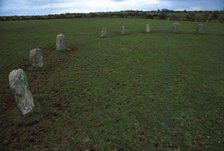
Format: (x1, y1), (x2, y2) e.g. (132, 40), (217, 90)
(0, 45), (77, 150)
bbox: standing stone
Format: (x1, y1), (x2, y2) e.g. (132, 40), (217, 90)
(56, 34), (65, 51)
(146, 24), (150, 33)
(101, 27), (108, 37)
(29, 48), (43, 67)
(196, 24), (204, 33)
(171, 23), (177, 33)
(9, 69), (34, 115)
(121, 26), (126, 35)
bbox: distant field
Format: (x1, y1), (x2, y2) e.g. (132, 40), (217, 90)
(0, 18), (224, 150)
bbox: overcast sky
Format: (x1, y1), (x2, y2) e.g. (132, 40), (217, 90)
(0, 0), (223, 16)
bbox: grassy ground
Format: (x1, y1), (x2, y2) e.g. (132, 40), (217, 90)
(0, 18), (224, 151)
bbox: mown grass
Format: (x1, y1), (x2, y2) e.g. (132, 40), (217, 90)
(0, 18), (224, 150)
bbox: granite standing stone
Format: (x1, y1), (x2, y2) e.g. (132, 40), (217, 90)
(29, 48), (43, 67)
(121, 26), (126, 35)
(101, 27), (108, 37)
(171, 23), (177, 33)
(146, 24), (150, 33)
(56, 34), (65, 51)
(197, 24), (204, 33)
(9, 69), (34, 115)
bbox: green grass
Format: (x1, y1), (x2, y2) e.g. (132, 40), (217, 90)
(0, 18), (224, 151)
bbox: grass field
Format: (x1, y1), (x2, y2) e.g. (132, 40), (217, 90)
(0, 18), (224, 150)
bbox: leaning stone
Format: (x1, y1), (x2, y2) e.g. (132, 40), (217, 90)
(56, 34), (65, 51)
(101, 27), (108, 37)
(9, 69), (34, 115)
(146, 24), (150, 33)
(196, 24), (204, 33)
(29, 48), (43, 67)
(121, 26), (126, 35)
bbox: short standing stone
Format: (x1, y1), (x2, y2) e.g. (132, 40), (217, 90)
(9, 69), (34, 115)
(29, 48), (43, 67)
(171, 23), (177, 33)
(101, 27), (108, 37)
(146, 24), (150, 33)
(56, 34), (65, 51)
(121, 26), (126, 35)
(196, 24), (204, 33)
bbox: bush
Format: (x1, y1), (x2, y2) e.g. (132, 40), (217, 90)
(186, 13), (196, 21)
(146, 14), (153, 19)
(158, 13), (168, 19)
(211, 12), (219, 20)
(218, 16), (224, 23)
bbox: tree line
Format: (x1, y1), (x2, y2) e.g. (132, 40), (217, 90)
(1, 10), (224, 23)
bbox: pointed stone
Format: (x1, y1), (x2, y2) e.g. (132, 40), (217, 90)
(101, 27), (108, 37)
(9, 69), (34, 115)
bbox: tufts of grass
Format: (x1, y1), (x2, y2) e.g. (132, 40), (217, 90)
(0, 18), (224, 151)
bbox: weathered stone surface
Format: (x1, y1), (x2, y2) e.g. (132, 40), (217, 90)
(171, 23), (177, 33)
(146, 24), (150, 33)
(56, 34), (65, 51)
(9, 69), (34, 115)
(121, 26), (126, 35)
(196, 24), (204, 33)
(101, 27), (108, 37)
(29, 48), (43, 67)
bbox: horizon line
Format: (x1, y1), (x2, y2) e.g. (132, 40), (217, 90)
(1, 9), (223, 17)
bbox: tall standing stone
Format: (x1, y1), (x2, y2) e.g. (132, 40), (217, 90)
(121, 26), (126, 35)
(9, 69), (34, 115)
(29, 48), (43, 67)
(196, 24), (204, 33)
(146, 24), (150, 33)
(101, 27), (108, 37)
(56, 34), (65, 51)
(171, 23), (177, 33)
